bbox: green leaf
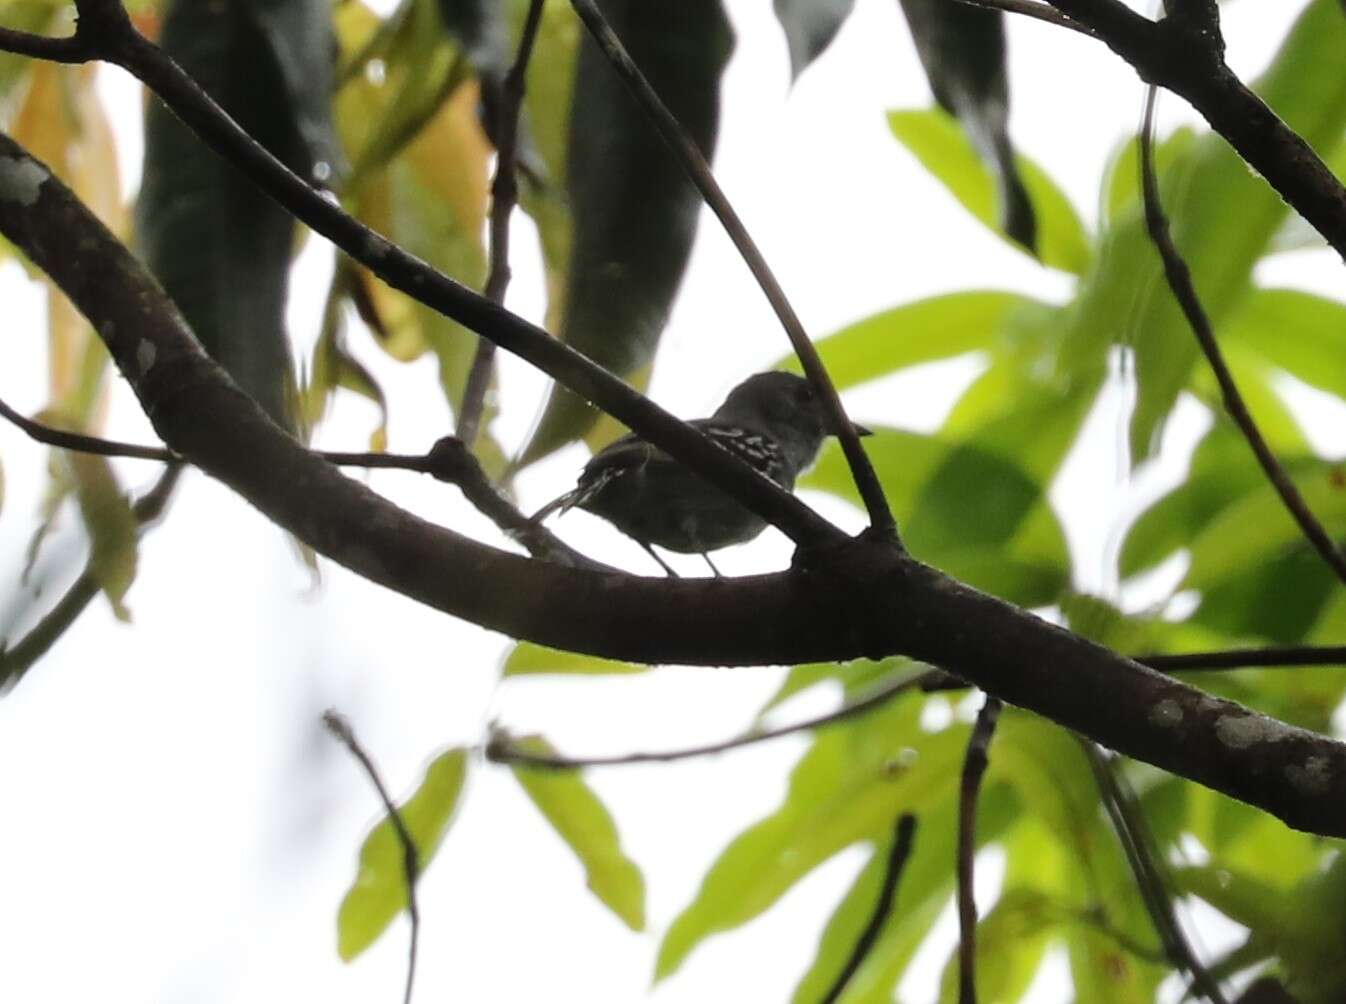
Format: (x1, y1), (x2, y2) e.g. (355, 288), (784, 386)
(804, 427), (1069, 605)
(509, 736), (646, 930)
(1183, 462), (1346, 592)
(935, 888), (1054, 1003)
(774, 290), (1042, 388)
(759, 657), (914, 714)
(887, 107), (1090, 274)
(517, 0), (734, 466)
(501, 642), (648, 677)
(657, 694), (968, 980)
(1225, 288), (1346, 402)
(337, 747), (469, 960)
(773, 0), (855, 80)
(64, 451), (137, 619)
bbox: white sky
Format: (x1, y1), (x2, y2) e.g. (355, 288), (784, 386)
(0, 1), (1341, 1001)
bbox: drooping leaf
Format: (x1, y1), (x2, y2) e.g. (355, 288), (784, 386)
(516, 0), (734, 467)
(508, 736), (646, 930)
(63, 450), (137, 619)
(337, 747), (469, 960)
(303, 269), (389, 450)
(887, 108), (1089, 274)
(772, 0), (855, 81)
(139, 0), (336, 426)
(897, 0), (1037, 255)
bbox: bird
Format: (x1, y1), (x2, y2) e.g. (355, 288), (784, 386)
(531, 371), (870, 576)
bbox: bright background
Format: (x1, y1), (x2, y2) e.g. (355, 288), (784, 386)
(1, 0), (1342, 1000)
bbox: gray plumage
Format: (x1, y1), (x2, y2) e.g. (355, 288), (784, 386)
(534, 372), (858, 570)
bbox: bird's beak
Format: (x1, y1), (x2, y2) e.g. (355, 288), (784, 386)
(852, 422), (873, 437)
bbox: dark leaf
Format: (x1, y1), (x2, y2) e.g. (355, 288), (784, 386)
(138, 0), (336, 426)
(516, 0), (734, 467)
(772, 0), (856, 81)
(897, 0), (1035, 253)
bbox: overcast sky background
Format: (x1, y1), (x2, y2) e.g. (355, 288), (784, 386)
(1, 0), (1343, 1001)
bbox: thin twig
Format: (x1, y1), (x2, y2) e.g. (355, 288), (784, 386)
(1138, 85), (1346, 586)
(487, 667), (939, 769)
(957, 695), (1002, 1004)
(1081, 740), (1228, 1004)
(323, 710), (420, 1004)
(1142, 646), (1346, 671)
(0, 394), (176, 461)
(0, 464), (182, 686)
(567, 0), (896, 538)
(457, 0), (547, 446)
(0, 397), (598, 567)
(819, 814), (918, 1004)
(0, 27), (88, 62)
(951, 0), (1099, 36)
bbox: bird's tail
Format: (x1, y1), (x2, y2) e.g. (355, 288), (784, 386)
(530, 487), (584, 525)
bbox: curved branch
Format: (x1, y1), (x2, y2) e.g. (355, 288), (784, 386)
(1138, 86), (1346, 586)
(5, 91), (1346, 837)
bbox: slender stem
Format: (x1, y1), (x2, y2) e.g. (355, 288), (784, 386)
(1138, 86), (1346, 587)
(487, 667), (938, 769)
(323, 711), (420, 1004)
(0, 394), (176, 461)
(1142, 646), (1346, 671)
(457, 0), (547, 446)
(566, 0), (896, 538)
(957, 695), (1002, 1004)
(1081, 741), (1228, 1004)
(952, 0), (1098, 36)
(819, 814), (918, 1004)
(0, 27), (87, 61)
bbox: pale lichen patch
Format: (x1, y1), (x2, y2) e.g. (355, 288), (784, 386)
(1148, 698), (1184, 728)
(136, 339), (157, 376)
(1215, 713), (1285, 749)
(1285, 755), (1333, 796)
(0, 155), (48, 206)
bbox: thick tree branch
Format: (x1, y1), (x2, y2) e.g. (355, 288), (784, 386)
(1138, 86), (1346, 586)
(26, 0), (839, 551)
(457, 0), (546, 447)
(4, 89), (1346, 838)
(567, 0), (896, 537)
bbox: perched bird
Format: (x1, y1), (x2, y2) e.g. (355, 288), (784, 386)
(532, 371), (869, 575)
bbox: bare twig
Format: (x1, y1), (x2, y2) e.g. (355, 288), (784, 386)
(1138, 86), (1346, 587)
(1081, 741), (1228, 1004)
(487, 667), (938, 769)
(0, 26), (87, 62)
(566, 0), (896, 539)
(819, 814), (918, 1004)
(0, 397), (597, 567)
(457, 0), (547, 446)
(1142, 646), (1346, 672)
(957, 695), (1002, 1004)
(323, 710), (420, 1004)
(952, 0), (1098, 36)
(0, 464), (182, 686)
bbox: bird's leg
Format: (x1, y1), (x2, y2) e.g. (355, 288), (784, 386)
(700, 553), (723, 577)
(640, 542), (680, 577)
